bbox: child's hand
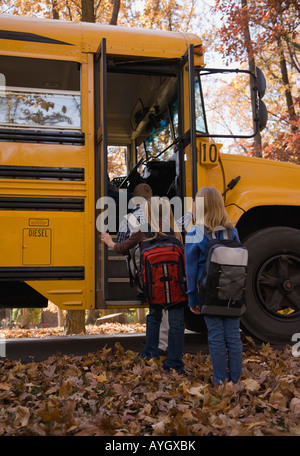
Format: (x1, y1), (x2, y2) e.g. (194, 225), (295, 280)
(190, 305), (201, 315)
(101, 232), (115, 249)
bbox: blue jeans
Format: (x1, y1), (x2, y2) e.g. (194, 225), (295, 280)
(204, 316), (243, 385)
(142, 305), (185, 373)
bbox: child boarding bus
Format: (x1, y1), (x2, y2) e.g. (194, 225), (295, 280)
(0, 15), (299, 344)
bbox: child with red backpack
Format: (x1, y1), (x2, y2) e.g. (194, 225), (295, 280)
(101, 196), (187, 373)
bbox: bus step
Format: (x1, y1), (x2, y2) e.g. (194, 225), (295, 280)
(106, 300), (147, 308)
(107, 279), (138, 300)
(108, 257), (129, 277)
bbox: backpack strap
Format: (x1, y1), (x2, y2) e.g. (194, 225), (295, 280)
(226, 227), (234, 240)
(204, 226), (212, 240)
(207, 225), (234, 240)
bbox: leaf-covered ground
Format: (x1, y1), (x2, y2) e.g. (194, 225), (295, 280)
(0, 323), (146, 339)
(0, 337), (299, 436)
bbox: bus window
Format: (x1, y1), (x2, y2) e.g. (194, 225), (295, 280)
(195, 77), (207, 134)
(106, 68), (179, 197)
(144, 99), (179, 161)
(137, 142), (146, 164)
(107, 145), (127, 180)
(0, 56), (81, 131)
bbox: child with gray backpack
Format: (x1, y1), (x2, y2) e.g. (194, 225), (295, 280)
(185, 186), (247, 385)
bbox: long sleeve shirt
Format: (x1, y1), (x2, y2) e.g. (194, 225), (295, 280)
(114, 228), (182, 255)
(184, 225), (240, 308)
(114, 229), (146, 255)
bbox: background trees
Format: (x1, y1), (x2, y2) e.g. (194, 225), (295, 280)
(0, 0), (196, 30)
(211, 0), (299, 162)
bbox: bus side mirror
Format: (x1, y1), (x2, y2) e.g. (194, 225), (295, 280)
(256, 67), (268, 131)
(256, 67), (266, 99)
(259, 99), (268, 131)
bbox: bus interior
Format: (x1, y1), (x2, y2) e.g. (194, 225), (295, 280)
(106, 60), (183, 209)
(100, 59), (192, 305)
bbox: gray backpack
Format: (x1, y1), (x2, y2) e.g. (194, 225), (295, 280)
(197, 226), (248, 317)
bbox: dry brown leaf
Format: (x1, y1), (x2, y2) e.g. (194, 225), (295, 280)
(16, 406), (30, 427)
(290, 397), (300, 415)
(243, 378), (261, 392)
(0, 382), (10, 391)
(152, 420), (165, 435)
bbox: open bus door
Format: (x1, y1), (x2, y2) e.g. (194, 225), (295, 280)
(179, 45), (198, 200)
(94, 38), (108, 308)
(93, 42), (200, 309)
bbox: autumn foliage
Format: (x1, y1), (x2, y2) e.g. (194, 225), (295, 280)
(0, 322), (146, 339)
(212, 0), (299, 162)
(262, 97), (300, 164)
(0, 339), (299, 436)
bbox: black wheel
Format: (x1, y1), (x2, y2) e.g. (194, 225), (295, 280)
(241, 227), (300, 344)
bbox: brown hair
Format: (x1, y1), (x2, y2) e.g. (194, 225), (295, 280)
(133, 183), (152, 199)
(195, 186), (234, 232)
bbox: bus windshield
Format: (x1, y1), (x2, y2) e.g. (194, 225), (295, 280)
(143, 76), (208, 159)
(195, 76), (207, 134)
(144, 99), (179, 161)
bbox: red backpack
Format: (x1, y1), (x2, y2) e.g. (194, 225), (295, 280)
(140, 235), (188, 307)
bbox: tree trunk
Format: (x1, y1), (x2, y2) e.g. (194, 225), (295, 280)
(86, 309), (100, 325)
(81, 0), (95, 23)
(110, 0), (120, 25)
(241, 0), (262, 156)
(0, 309), (6, 321)
(136, 308), (146, 324)
(277, 38), (296, 124)
(64, 310), (86, 335)
(52, 0), (59, 19)
(57, 307), (64, 327)
(17, 308), (31, 329)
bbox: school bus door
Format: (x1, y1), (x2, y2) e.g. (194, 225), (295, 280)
(93, 41), (199, 308)
(180, 46), (225, 202)
(94, 39), (108, 308)
(179, 45), (198, 200)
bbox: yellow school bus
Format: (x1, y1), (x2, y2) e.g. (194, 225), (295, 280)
(0, 15), (299, 344)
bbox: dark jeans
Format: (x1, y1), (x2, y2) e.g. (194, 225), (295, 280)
(142, 304), (185, 373)
(204, 316), (243, 384)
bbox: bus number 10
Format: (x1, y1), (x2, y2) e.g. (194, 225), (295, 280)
(199, 141), (220, 165)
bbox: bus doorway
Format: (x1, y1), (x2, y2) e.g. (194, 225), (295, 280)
(95, 45), (196, 309)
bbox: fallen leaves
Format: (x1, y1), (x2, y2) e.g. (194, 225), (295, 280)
(290, 398), (300, 415)
(0, 339), (299, 436)
(0, 323), (146, 339)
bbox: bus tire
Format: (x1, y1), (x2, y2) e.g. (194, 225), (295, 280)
(241, 227), (300, 344)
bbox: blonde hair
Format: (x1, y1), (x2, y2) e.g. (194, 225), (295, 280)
(143, 196), (182, 243)
(195, 186), (234, 232)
